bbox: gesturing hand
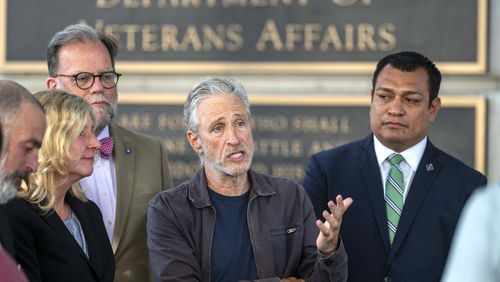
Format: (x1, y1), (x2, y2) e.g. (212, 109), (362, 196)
(315, 195), (353, 256)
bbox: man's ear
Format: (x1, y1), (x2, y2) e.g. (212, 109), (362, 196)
(187, 130), (202, 154)
(429, 97), (441, 122)
(46, 77), (57, 89)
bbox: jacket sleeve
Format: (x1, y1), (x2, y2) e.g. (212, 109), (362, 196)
(301, 188), (348, 282)
(147, 197), (202, 282)
(5, 201), (43, 282)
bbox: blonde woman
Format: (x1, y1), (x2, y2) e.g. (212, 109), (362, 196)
(5, 90), (115, 282)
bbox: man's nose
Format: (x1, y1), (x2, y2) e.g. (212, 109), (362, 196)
(25, 152), (39, 173)
(226, 128), (240, 145)
(388, 98), (404, 115)
(89, 76), (105, 94)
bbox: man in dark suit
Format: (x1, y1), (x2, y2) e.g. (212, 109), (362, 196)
(0, 127), (27, 282)
(0, 80), (46, 258)
(0, 80), (44, 282)
(45, 24), (173, 282)
(303, 51), (487, 282)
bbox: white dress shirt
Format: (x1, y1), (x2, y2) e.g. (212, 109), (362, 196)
(80, 126), (117, 243)
(373, 135), (427, 202)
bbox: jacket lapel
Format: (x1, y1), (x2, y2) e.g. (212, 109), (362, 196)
(386, 141), (441, 263)
(66, 195), (101, 278)
(109, 123), (135, 253)
(358, 136), (391, 252)
(41, 205), (89, 261)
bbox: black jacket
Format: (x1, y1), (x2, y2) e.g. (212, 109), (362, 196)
(4, 194), (115, 282)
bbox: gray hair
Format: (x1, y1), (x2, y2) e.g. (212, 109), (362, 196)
(0, 122), (13, 204)
(183, 77), (251, 133)
(0, 81), (42, 204)
(47, 24), (120, 76)
(0, 80), (44, 138)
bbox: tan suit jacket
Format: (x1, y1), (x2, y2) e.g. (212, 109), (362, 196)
(78, 123), (172, 282)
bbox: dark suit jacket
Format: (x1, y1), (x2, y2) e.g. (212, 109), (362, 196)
(0, 205), (15, 257)
(303, 135), (486, 282)
(4, 195), (115, 282)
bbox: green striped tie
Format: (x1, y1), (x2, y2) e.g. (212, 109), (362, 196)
(385, 153), (405, 245)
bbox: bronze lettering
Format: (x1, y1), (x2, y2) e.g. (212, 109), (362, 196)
(162, 137), (189, 154)
(377, 23), (397, 51)
(96, 0), (120, 8)
(320, 25), (343, 51)
(157, 113), (184, 131)
(254, 139), (303, 157)
(161, 24), (181, 51)
(340, 116), (351, 134)
(285, 24), (303, 51)
(123, 0), (147, 8)
(344, 24), (354, 51)
(271, 164), (305, 179)
(291, 115), (350, 134)
(308, 140), (348, 155)
(357, 23), (377, 51)
(122, 24), (141, 51)
(202, 25), (226, 51)
(222, 0), (248, 6)
(181, 25), (203, 51)
(253, 115), (289, 132)
(142, 25), (159, 52)
(331, 0), (371, 6)
(226, 24), (244, 51)
(256, 19), (284, 51)
(118, 112), (152, 130)
(304, 24), (321, 51)
(252, 162), (270, 175)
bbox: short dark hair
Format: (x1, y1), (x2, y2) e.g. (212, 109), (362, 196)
(47, 24), (120, 77)
(371, 51), (441, 106)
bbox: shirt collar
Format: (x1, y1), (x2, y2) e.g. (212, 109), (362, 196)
(373, 135), (427, 171)
(96, 125), (110, 141)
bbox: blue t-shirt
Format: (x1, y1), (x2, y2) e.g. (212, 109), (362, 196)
(208, 188), (258, 282)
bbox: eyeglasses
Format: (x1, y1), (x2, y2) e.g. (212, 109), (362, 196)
(55, 71), (122, 90)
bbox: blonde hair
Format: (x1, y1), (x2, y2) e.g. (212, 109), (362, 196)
(18, 89), (97, 212)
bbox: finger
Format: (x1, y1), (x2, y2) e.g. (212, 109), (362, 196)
(329, 195), (353, 221)
(336, 194), (345, 210)
(322, 209), (339, 232)
(328, 199), (343, 222)
(316, 219), (330, 236)
(343, 197), (353, 210)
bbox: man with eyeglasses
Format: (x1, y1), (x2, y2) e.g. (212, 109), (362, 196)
(46, 24), (173, 282)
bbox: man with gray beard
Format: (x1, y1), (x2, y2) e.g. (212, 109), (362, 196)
(0, 80), (46, 257)
(0, 80), (44, 282)
(46, 24), (173, 282)
(0, 124), (29, 282)
(148, 77), (350, 282)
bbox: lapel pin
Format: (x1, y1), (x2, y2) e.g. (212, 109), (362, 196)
(125, 148), (132, 154)
(426, 163), (434, 171)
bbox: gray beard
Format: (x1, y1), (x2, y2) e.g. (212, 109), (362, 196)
(198, 142), (253, 177)
(0, 171), (16, 205)
(95, 103), (118, 133)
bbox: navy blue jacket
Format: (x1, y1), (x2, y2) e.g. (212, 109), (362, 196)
(303, 135), (486, 282)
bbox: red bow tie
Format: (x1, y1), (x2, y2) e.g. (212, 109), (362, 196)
(100, 137), (114, 159)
